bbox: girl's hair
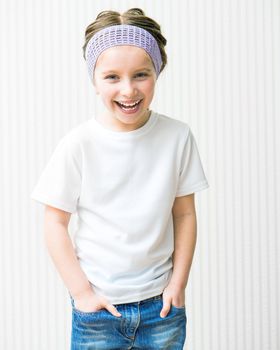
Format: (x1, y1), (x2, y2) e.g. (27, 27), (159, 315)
(82, 8), (167, 74)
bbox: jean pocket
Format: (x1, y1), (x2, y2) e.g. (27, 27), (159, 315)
(73, 306), (108, 318)
(70, 296), (104, 316)
(73, 307), (97, 315)
(171, 304), (186, 310)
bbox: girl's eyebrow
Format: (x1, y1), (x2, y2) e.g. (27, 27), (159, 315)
(100, 70), (116, 76)
(101, 67), (153, 75)
(134, 67), (153, 72)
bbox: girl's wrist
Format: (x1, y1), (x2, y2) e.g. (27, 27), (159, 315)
(71, 286), (94, 300)
(167, 279), (187, 292)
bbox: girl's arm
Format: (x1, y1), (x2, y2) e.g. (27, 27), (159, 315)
(44, 205), (121, 317)
(160, 193), (197, 318)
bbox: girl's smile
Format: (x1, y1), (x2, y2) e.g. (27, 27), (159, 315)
(93, 46), (157, 132)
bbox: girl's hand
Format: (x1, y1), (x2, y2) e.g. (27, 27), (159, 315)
(73, 290), (122, 317)
(160, 284), (186, 318)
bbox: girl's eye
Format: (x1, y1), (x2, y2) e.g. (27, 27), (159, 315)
(104, 72), (149, 80)
(135, 72), (149, 78)
(104, 75), (119, 80)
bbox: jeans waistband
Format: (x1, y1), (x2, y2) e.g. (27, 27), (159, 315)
(136, 293), (163, 305)
(70, 292), (163, 307)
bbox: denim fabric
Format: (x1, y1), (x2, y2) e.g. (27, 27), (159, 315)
(71, 294), (186, 349)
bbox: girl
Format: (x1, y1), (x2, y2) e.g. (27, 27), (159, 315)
(31, 8), (209, 350)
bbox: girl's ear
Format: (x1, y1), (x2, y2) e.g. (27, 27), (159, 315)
(92, 81), (99, 95)
(93, 78), (100, 95)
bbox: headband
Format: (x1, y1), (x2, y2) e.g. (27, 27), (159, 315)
(85, 24), (163, 80)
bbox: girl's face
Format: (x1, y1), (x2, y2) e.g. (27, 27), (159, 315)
(93, 45), (157, 132)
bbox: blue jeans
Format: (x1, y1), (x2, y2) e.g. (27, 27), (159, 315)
(71, 293), (187, 349)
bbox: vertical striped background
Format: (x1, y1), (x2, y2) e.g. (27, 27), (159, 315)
(0, 0), (279, 349)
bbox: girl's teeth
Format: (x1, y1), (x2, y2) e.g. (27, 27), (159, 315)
(117, 100), (141, 110)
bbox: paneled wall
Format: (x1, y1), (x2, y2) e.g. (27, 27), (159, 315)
(0, 0), (279, 349)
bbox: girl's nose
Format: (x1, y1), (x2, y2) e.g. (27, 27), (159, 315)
(120, 79), (137, 97)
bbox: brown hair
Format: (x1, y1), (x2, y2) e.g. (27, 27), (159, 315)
(82, 8), (167, 74)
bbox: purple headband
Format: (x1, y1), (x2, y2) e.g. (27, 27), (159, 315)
(85, 24), (163, 80)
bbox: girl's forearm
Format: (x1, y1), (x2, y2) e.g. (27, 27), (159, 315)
(44, 221), (92, 298)
(169, 212), (197, 289)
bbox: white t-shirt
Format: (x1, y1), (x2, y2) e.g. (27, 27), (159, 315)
(31, 111), (209, 304)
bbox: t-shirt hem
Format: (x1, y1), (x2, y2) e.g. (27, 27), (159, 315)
(103, 287), (166, 305)
(30, 193), (76, 213)
(176, 180), (209, 197)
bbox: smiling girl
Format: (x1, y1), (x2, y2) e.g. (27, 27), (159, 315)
(31, 8), (209, 350)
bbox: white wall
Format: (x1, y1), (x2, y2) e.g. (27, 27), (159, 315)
(0, 0), (279, 349)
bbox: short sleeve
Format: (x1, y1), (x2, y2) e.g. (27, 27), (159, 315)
(176, 128), (209, 197)
(30, 136), (82, 213)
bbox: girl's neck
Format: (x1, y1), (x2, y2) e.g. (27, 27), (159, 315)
(96, 109), (152, 132)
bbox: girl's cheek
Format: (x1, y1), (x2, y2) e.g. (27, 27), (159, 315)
(143, 81), (155, 92)
(99, 84), (117, 95)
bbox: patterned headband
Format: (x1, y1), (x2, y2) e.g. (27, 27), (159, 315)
(85, 24), (163, 80)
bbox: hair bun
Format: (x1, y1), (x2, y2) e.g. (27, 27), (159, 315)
(125, 8), (145, 16)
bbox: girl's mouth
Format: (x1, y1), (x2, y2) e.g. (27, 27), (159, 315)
(115, 99), (142, 114)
